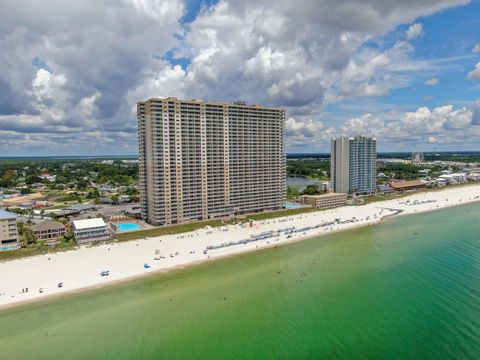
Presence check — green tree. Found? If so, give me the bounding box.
[87,188,100,200]
[302,184,319,195]
[25,174,42,185]
[97,175,109,184]
[17,222,36,247]
[76,179,90,190]
[63,230,75,243]
[287,186,300,199]
[48,213,59,220]
[0,169,16,187]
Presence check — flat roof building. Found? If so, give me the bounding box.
[138,97,286,226]
[0,209,19,251]
[300,193,348,209]
[331,136,376,194]
[73,218,111,244]
[390,180,426,191]
[65,204,97,213]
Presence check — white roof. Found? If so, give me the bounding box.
[73,218,106,230]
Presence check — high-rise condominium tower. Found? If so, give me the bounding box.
[330,136,376,194]
[138,97,286,226]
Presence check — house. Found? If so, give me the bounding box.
[73,218,112,244]
[118,195,131,203]
[467,172,480,182]
[32,201,50,209]
[389,180,426,191]
[39,174,56,182]
[19,201,35,208]
[97,184,118,193]
[100,197,115,205]
[0,209,19,251]
[30,182,49,191]
[31,220,66,243]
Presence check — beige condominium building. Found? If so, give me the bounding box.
[0,209,19,251]
[138,97,286,226]
[300,193,348,209]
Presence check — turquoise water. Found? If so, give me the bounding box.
[116,222,140,232]
[1,203,480,359]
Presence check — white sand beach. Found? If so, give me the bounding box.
[1,184,480,310]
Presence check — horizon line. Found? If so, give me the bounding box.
[1,150,479,159]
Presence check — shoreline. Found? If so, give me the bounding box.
[0,217,381,312]
[1,184,480,312]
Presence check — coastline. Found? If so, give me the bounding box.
[1,184,480,311]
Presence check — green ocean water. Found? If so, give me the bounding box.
[1,203,480,359]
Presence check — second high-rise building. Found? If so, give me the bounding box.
[138,97,286,226]
[331,136,377,194]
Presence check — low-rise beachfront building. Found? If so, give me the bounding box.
[467,172,480,182]
[0,209,19,251]
[389,180,426,191]
[378,184,394,193]
[437,173,467,185]
[31,220,65,243]
[300,193,348,209]
[72,218,112,244]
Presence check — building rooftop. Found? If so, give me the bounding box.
[31,219,65,232]
[390,180,425,189]
[66,204,97,211]
[73,218,106,230]
[140,97,286,111]
[301,193,347,198]
[0,209,17,220]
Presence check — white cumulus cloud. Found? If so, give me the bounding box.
[406,23,423,39]
[338,101,479,149]
[0,0,473,154]
[468,63,480,80]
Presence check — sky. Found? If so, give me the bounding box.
[0,0,479,156]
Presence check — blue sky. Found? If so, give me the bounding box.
[0,0,479,155]
[384,2,479,107]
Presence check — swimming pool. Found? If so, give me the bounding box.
[284,201,307,209]
[116,223,141,232]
